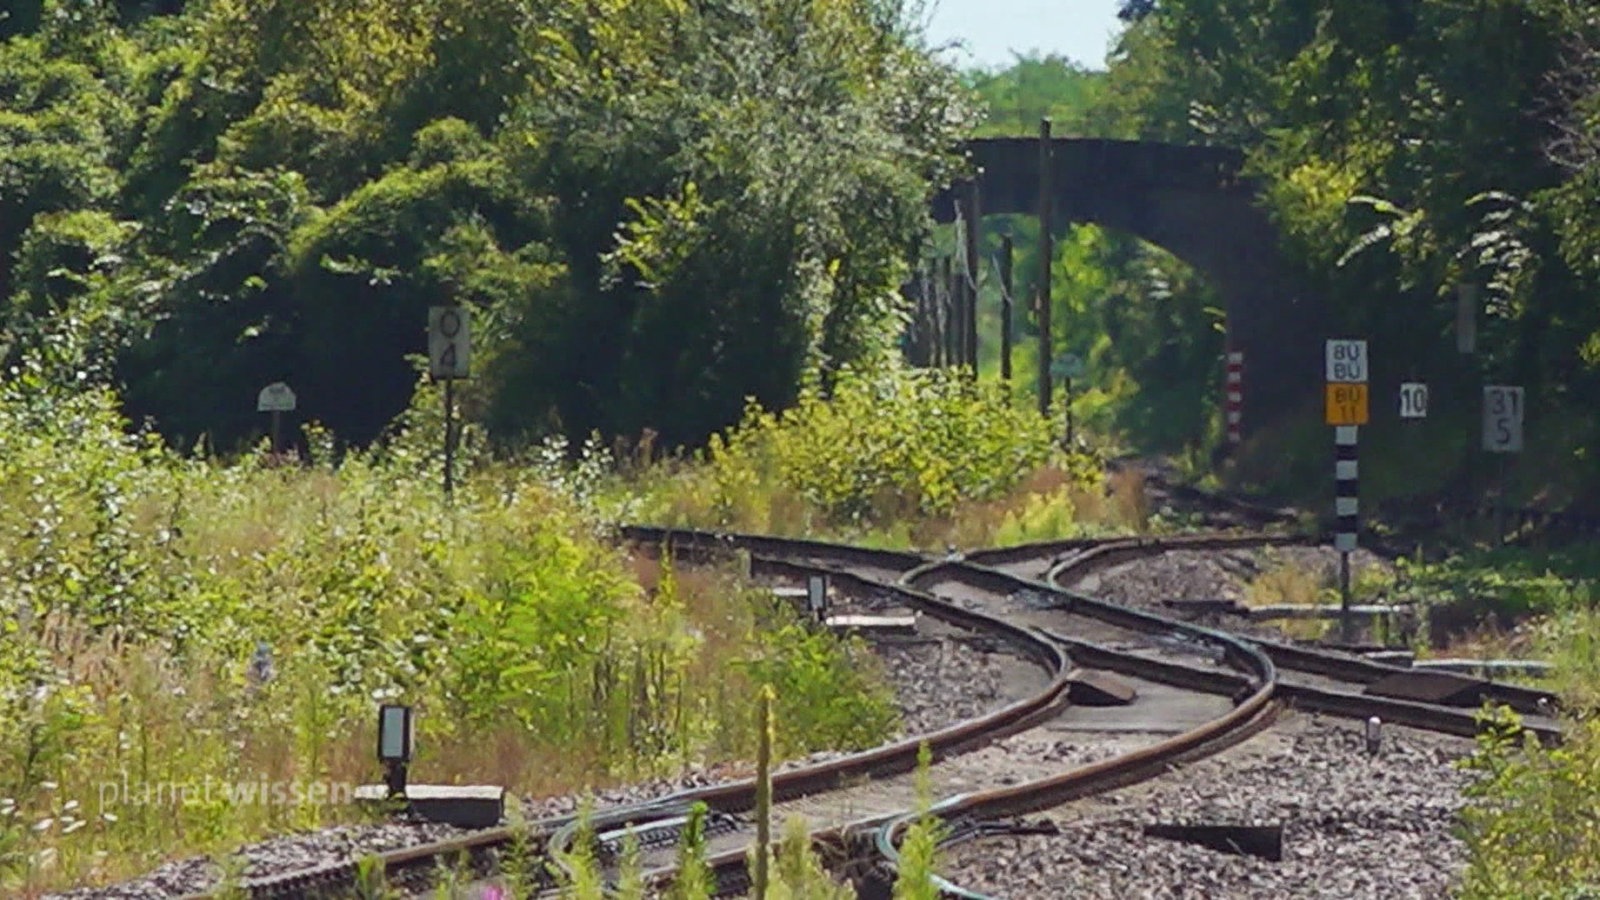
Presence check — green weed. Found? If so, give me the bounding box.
[0,373,896,894]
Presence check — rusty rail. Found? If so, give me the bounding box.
[191,527,1565,899]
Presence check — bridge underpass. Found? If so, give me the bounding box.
[919,134,1326,445]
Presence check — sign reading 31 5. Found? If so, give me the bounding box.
[428,306,471,379]
[1483,385,1524,453]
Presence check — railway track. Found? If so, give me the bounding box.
[176,526,1562,900]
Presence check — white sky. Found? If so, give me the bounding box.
[920,0,1125,71]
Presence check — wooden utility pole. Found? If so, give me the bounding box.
[963,175,982,375]
[1037,118,1053,415]
[1000,232,1014,384]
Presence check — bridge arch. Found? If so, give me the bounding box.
[930,137,1324,440]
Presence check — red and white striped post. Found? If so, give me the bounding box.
[1225,350,1244,444]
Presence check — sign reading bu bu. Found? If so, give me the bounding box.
[1325,339,1368,383]
[428,306,471,379]
[1483,385,1524,452]
[256,382,296,413]
[1325,383,1369,426]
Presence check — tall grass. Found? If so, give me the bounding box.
[0,373,897,894]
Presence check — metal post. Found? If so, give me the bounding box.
[1037,118,1054,416]
[1063,375,1075,448]
[963,175,982,375]
[1497,454,1509,546]
[1333,424,1359,643]
[1000,232,1014,385]
[270,409,282,456]
[1339,550,1353,644]
[443,378,456,502]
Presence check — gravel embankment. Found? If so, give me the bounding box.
[939,716,1477,899]
[48,595,1026,898]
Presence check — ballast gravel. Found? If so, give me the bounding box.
[939,716,1478,899]
[1067,546,1392,612]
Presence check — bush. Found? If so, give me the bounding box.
[1457,604,1600,899]
[634,366,1106,545]
[0,369,897,893]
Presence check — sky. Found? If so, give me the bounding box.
[921,0,1125,71]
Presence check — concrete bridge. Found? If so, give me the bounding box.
[926,136,1324,441]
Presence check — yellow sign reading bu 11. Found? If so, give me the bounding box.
[1325,383,1370,425]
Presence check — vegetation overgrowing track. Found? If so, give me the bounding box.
[184,526,1562,900]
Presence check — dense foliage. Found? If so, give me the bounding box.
[1090,0,1600,500]
[0,353,901,892]
[0,0,973,451]
[629,366,1124,546]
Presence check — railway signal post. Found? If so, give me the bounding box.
[1225,350,1243,446]
[1052,353,1085,449]
[256,381,296,457]
[429,305,472,502]
[1325,339,1369,644]
[1483,385,1524,544]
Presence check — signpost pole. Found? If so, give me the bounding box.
[443,378,456,503]
[1491,454,1504,547]
[1339,548,1353,644]
[1482,385,1524,545]
[1334,425,1360,644]
[1051,354,1084,450]
[1225,350,1243,446]
[256,382,297,462]
[429,305,472,505]
[1325,339,1369,646]
[1064,375,1074,448]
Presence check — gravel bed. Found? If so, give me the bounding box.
[50,593,1023,897]
[43,821,471,900]
[939,716,1477,899]
[875,637,1007,735]
[1064,545,1394,642]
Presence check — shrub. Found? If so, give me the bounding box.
[635,366,1106,546]
[0,369,897,893]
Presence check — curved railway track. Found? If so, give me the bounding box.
[177,526,1562,900]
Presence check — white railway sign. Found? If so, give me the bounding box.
[1483,386,1524,452]
[428,306,471,379]
[1399,382,1428,419]
[256,382,296,413]
[1325,339,1368,383]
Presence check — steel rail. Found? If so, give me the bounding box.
[1036,535,1561,717]
[896,534,1564,899]
[610,541,1285,898]
[184,526,1565,899]
[534,544,1079,896]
